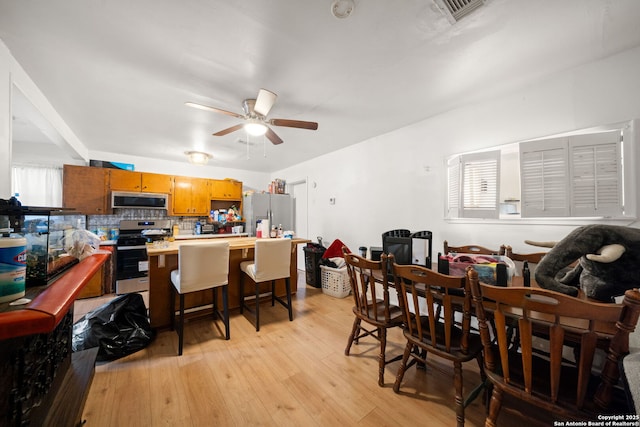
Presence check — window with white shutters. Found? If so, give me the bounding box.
[520,137,570,217]
[569,131,622,217]
[446,156,460,218]
[520,130,623,218]
[447,150,500,219]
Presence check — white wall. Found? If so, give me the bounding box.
[273,46,640,255]
[0,39,88,198]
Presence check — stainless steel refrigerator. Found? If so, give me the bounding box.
[243,193,294,236]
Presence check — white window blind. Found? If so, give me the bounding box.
[520,130,623,218]
[520,137,570,217]
[446,150,500,219]
[446,156,460,218]
[569,131,622,217]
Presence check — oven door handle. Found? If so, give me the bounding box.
[117,245,148,251]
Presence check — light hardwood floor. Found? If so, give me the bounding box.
[76,273,536,427]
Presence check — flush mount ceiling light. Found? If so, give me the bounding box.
[244,119,268,136]
[185,150,212,165]
[331,0,355,19]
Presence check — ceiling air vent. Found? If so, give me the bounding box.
[433,0,485,23]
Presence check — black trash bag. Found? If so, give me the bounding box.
[72,293,156,361]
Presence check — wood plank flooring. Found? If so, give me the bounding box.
[76,273,539,427]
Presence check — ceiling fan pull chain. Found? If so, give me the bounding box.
[263,134,267,158]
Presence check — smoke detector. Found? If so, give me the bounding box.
[331,0,355,19]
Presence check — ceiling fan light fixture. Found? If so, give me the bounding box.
[244,120,267,136]
[185,150,212,165]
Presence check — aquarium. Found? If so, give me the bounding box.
[0,206,86,286]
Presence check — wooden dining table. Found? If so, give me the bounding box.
[378,264,640,411]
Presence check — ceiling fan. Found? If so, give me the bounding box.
[186,89,318,145]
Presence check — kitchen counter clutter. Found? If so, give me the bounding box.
[173,232,249,240]
[146,236,309,328]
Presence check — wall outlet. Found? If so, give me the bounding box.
[329,197,335,205]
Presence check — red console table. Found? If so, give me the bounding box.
[0,251,111,427]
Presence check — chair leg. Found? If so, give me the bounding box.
[222,285,230,340]
[454,361,465,427]
[171,287,176,331]
[393,341,414,393]
[178,293,185,356]
[271,280,276,306]
[486,387,503,427]
[345,317,361,355]
[285,277,293,321]
[378,327,387,387]
[255,281,261,332]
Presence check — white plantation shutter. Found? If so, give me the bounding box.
[446,156,461,218]
[570,131,622,217]
[520,137,569,217]
[460,151,500,218]
[520,130,623,218]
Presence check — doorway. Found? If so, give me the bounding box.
[288,179,308,272]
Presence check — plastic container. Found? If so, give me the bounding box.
[320,265,350,298]
[0,236,27,303]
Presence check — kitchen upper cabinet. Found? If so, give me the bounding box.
[171,176,210,216]
[63,165,109,214]
[211,179,242,200]
[109,169,172,193]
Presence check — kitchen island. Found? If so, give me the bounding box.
[146,237,310,329]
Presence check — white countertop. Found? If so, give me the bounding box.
[174,233,249,240]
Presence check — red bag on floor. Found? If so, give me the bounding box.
[322,239,350,258]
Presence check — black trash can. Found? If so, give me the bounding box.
[304,243,326,288]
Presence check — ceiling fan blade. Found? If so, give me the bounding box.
[213,124,244,136]
[253,89,277,117]
[265,127,283,145]
[270,118,318,130]
[185,102,244,119]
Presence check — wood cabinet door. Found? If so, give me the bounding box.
[109,169,142,191]
[211,179,242,199]
[191,178,211,215]
[63,165,109,214]
[172,176,194,215]
[141,172,172,193]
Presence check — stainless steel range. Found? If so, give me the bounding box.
[116,219,171,294]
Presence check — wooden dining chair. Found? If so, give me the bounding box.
[467,266,640,425]
[342,247,404,387]
[444,240,506,256]
[170,241,230,355]
[390,256,485,427]
[239,238,293,332]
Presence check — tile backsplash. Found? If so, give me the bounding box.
[87,209,207,236]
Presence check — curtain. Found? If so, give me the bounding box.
[11,164,63,206]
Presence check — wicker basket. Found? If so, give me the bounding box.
[320,265,350,298]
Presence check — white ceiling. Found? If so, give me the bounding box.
[2,0,640,172]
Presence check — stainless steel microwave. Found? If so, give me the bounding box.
[111,191,168,209]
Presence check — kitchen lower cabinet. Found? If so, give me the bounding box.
[63,164,109,214]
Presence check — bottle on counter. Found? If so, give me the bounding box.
[172,224,180,237]
[523,260,531,287]
[277,224,283,238]
[270,225,277,238]
[194,221,202,235]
